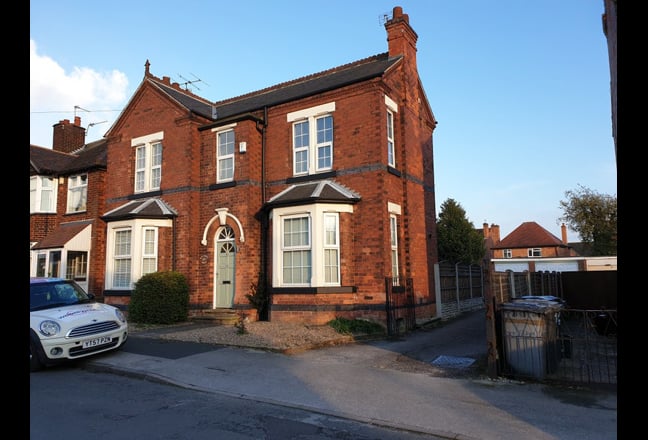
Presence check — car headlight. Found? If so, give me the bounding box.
[114,308,127,324]
[39,320,61,337]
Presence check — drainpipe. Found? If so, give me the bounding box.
[255,107,269,319]
[260,106,268,203]
[172,216,177,271]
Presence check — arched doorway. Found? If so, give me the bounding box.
[214,225,236,308]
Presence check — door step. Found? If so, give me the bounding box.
[191,309,240,326]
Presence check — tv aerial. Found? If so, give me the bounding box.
[177,73,210,92]
[85,120,107,138]
[378,12,392,25]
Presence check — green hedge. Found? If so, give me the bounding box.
[128,271,189,324]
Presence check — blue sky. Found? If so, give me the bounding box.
[30,0,616,243]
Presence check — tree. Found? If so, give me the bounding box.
[436,198,485,265]
[559,185,617,256]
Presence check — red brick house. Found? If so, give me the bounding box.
[31,6,439,325]
[486,221,585,272]
[30,117,108,295]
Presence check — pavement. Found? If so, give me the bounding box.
[86,309,618,440]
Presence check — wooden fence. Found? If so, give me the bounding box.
[434,262,485,320]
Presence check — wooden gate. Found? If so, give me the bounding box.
[385,277,415,336]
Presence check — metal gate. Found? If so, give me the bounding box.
[497,307,617,385]
[385,277,415,336]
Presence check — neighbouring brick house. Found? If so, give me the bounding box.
[30,6,440,325]
[30,117,108,296]
[485,221,589,272]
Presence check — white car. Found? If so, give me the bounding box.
[30,277,128,372]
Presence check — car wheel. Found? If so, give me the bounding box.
[30,339,44,372]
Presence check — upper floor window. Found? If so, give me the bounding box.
[66,174,87,213]
[385,95,398,168]
[30,176,57,213]
[387,110,395,167]
[132,132,163,193]
[528,248,542,257]
[503,249,512,258]
[287,102,335,176]
[217,129,235,182]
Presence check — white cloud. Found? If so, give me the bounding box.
[30,39,129,148]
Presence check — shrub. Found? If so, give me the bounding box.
[246,278,269,320]
[327,317,386,335]
[128,271,189,324]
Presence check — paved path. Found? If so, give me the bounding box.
[87,310,617,440]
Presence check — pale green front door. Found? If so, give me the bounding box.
[215,226,236,308]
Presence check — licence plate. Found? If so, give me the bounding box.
[82,336,112,348]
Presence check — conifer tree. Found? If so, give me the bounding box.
[436,198,485,265]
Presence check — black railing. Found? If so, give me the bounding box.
[385,277,415,336]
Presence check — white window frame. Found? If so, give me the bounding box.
[216,127,235,182]
[385,95,398,168]
[281,214,312,285]
[35,252,47,277]
[292,120,310,175]
[315,115,333,171]
[29,225,92,291]
[503,249,512,258]
[30,176,57,213]
[112,228,132,289]
[323,213,340,284]
[65,250,88,281]
[271,202,352,287]
[142,227,158,275]
[390,215,399,285]
[388,202,401,286]
[132,132,164,193]
[105,218,171,290]
[66,173,88,213]
[528,248,542,257]
[287,102,335,176]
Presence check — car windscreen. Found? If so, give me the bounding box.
[30,282,91,311]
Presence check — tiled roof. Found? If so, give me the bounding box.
[30,140,107,176]
[147,52,401,124]
[266,180,361,208]
[30,145,74,175]
[209,53,401,121]
[493,221,565,249]
[66,139,107,173]
[31,220,93,250]
[149,80,214,119]
[101,198,178,221]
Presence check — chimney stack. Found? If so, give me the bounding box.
[491,224,500,243]
[482,223,501,243]
[561,223,568,244]
[385,6,418,63]
[52,117,86,153]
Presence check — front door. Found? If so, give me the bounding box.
[214,226,236,308]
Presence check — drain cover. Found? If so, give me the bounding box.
[431,355,475,368]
